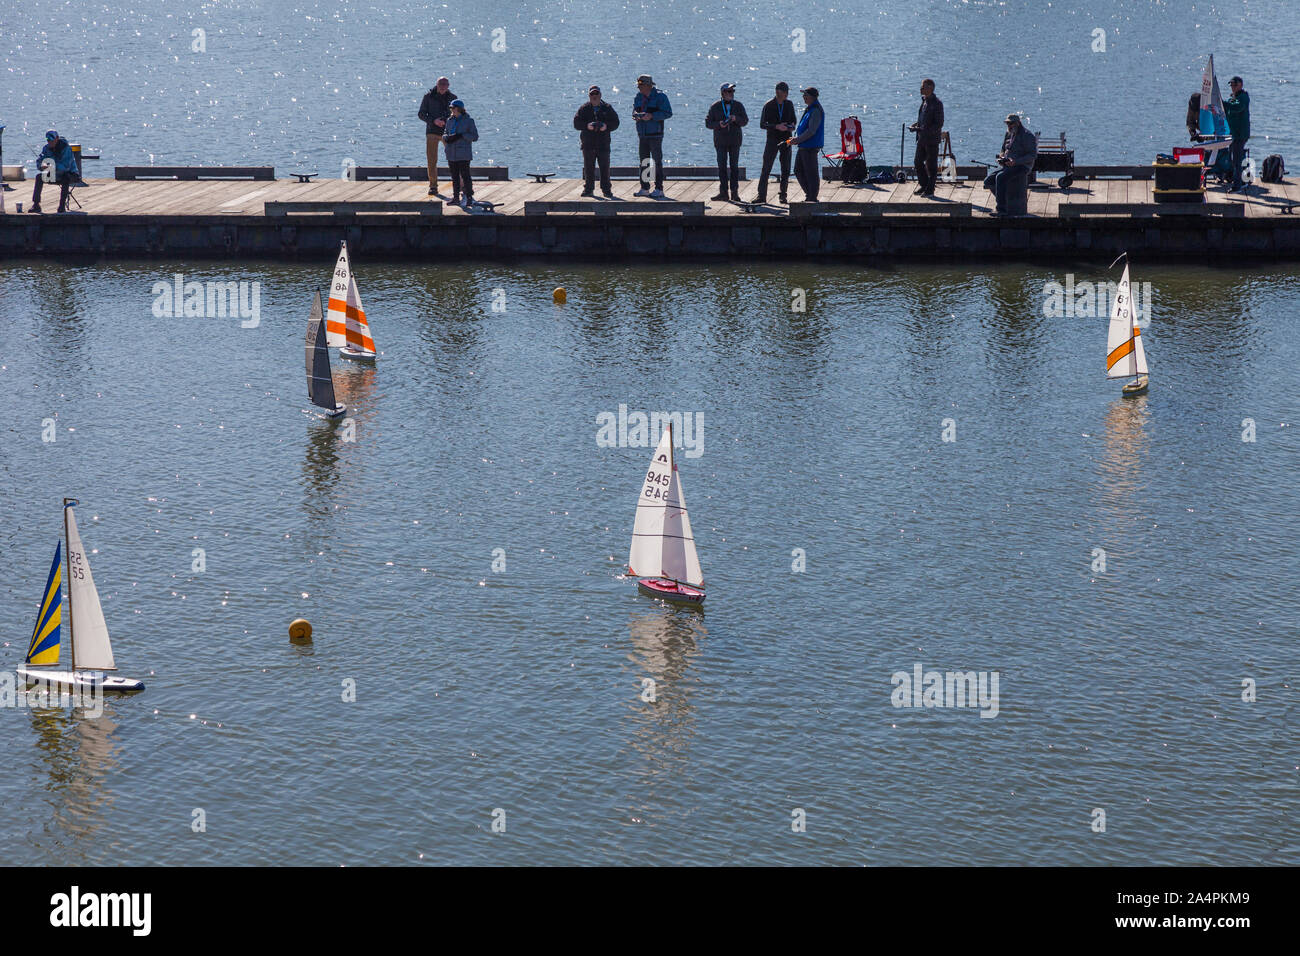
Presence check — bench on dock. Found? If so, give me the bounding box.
[789,201,972,218]
[607,166,747,181]
[351,165,509,181]
[524,200,705,216]
[265,201,442,217]
[1058,202,1245,219]
[115,166,275,180]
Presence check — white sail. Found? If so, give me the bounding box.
[325,242,351,348]
[65,505,117,671]
[628,428,704,587]
[1106,263,1146,379]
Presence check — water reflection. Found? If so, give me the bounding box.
[622,609,705,818]
[28,706,121,853]
[1095,394,1151,526]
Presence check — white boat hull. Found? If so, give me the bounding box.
[17,667,146,694]
[338,347,376,363]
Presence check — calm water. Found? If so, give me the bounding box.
[0,259,1296,865]
[4,0,1298,175]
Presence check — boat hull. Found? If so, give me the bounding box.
[17,667,146,694]
[1121,375,1149,397]
[339,347,376,363]
[636,577,706,605]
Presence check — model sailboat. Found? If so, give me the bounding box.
[16,499,146,694]
[1106,255,1149,397]
[628,425,706,605]
[325,241,377,362]
[307,291,347,418]
[1197,54,1233,177]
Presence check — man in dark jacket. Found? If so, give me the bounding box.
[31,130,77,214]
[757,82,797,204]
[1224,76,1250,192]
[984,113,1037,215]
[909,79,944,196]
[418,77,455,196]
[631,74,672,197]
[788,87,824,202]
[705,83,748,201]
[574,85,620,197]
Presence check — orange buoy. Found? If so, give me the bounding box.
[288,618,313,644]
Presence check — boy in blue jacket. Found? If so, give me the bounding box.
[631,75,672,197]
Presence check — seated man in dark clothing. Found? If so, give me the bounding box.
[983,114,1037,216]
[31,130,78,214]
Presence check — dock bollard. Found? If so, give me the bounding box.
[288,618,313,645]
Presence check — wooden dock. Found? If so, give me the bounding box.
[4,173,1299,261]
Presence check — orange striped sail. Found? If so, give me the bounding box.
[342,275,376,355]
[325,241,351,348]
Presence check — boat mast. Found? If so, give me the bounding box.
[64,497,76,673]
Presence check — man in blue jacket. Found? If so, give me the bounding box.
[788,87,824,202]
[1224,76,1250,192]
[632,74,672,198]
[30,130,78,214]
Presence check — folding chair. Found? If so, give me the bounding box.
[823,117,865,183]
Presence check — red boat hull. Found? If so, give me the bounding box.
[636,577,706,605]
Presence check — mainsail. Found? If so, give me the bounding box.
[1106,262,1149,380]
[305,291,339,411]
[25,543,63,666]
[65,502,117,671]
[325,242,351,348]
[1199,54,1229,138]
[628,427,704,587]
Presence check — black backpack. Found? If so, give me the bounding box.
[840,157,867,184]
[1262,154,1285,183]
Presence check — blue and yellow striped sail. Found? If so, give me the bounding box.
[25,543,62,666]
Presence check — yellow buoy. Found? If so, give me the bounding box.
[288,618,313,644]
[553,287,567,304]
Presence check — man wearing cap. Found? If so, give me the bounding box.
[984,113,1037,216]
[441,99,479,208]
[574,85,620,197]
[418,76,456,196]
[1224,76,1250,192]
[631,74,672,198]
[909,79,944,196]
[757,82,797,204]
[30,130,77,214]
[787,87,825,202]
[705,83,749,201]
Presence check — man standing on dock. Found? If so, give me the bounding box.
[574,85,620,197]
[632,75,672,198]
[418,76,455,197]
[1225,76,1250,192]
[788,87,825,203]
[909,79,944,196]
[757,82,796,204]
[705,83,748,202]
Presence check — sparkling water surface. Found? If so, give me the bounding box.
[1,260,1296,865]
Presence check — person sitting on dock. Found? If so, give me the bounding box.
[705,83,748,202]
[441,99,479,208]
[1186,91,1207,143]
[1224,76,1250,193]
[574,85,620,197]
[984,113,1037,216]
[757,82,796,204]
[418,76,456,197]
[30,130,77,214]
[631,74,672,198]
[787,87,825,202]
[909,79,944,196]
